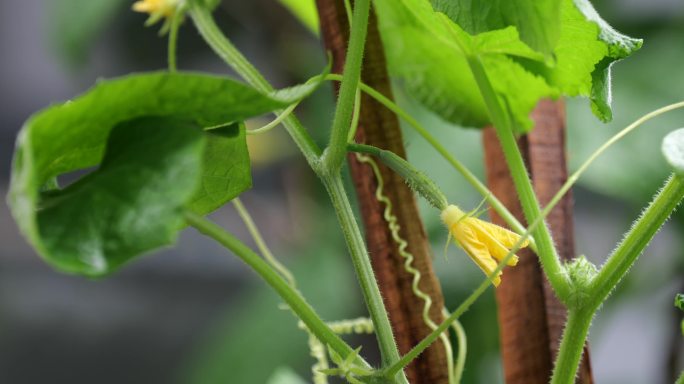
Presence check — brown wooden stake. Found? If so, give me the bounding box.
[316,1,449,382]
[483,100,594,383]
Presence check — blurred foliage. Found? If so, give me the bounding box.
[278,0,319,35]
[49,0,127,66]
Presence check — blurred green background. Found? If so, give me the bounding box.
[0,1,682,383]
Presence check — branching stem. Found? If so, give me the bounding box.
[184,211,370,370]
[466,55,570,300]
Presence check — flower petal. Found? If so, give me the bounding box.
[470,220,520,266]
[473,218,529,249]
[453,224,502,286]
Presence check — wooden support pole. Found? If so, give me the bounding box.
[316,1,449,382]
[483,100,594,384]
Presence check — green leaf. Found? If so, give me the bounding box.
[36,117,204,276]
[8,71,319,276]
[662,128,684,176]
[49,0,126,66]
[187,123,251,214]
[535,0,642,122]
[375,0,556,131]
[375,0,641,132]
[279,0,320,35]
[432,0,562,57]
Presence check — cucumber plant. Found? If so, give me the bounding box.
[8,0,684,383]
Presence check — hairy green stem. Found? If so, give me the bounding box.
[551,175,684,382]
[466,55,570,300]
[349,143,448,210]
[590,174,684,308]
[540,102,684,233]
[550,309,593,384]
[321,0,371,173]
[323,174,408,384]
[184,211,370,370]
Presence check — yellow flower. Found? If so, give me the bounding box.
[132,0,180,25]
[441,205,529,286]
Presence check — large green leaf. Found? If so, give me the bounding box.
[36,118,204,275]
[375,0,556,131]
[375,0,641,132]
[8,71,319,276]
[432,0,562,57]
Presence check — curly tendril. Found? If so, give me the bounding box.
[355,153,460,383]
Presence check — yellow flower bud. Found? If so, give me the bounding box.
[132,0,181,28]
[441,205,529,286]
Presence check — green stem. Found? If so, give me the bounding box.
[551,175,684,382]
[232,198,296,287]
[247,102,300,135]
[589,174,684,309]
[167,10,182,72]
[324,74,529,249]
[550,309,593,384]
[321,0,371,173]
[349,143,448,210]
[466,55,570,300]
[184,211,370,370]
[190,6,322,167]
[323,174,408,384]
[451,318,467,384]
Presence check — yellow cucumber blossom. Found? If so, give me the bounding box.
[132,0,182,30]
[441,205,529,286]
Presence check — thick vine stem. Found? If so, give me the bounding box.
[322,174,408,384]
[321,0,372,173]
[184,211,371,371]
[550,309,594,384]
[590,174,684,308]
[466,55,571,301]
[551,174,684,383]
